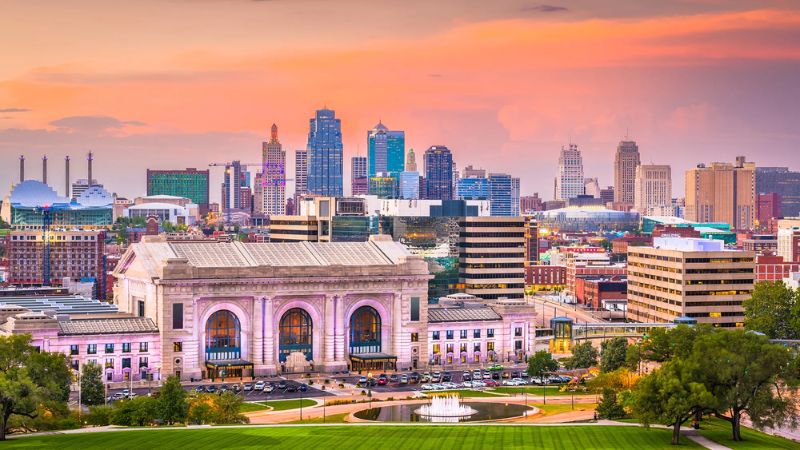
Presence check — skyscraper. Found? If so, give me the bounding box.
[489,173,513,216]
[306,108,343,197]
[351,156,368,196]
[367,121,405,177]
[423,146,454,200]
[294,149,308,197]
[221,160,243,212]
[555,144,584,201]
[146,168,210,215]
[511,177,520,216]
[262,124,286,215]
[398,171,420,199]
[405,148,417,172]
[634,164,672,216]
[614,140,640,204]
[756,167,800,217]
[462,165,486,179]
[457,177,490,200]
[685,157,756,229]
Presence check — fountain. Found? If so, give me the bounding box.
[414,395,477,422]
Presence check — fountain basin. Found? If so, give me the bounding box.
[353,401,534,423]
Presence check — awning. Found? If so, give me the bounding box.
[205,359,254,368]
[349,353,397,362]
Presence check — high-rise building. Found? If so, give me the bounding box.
[405,148,418,172]
[584,177,600,198]
[489,173,513,217]
[614,140,640,204]
[147,168,209,215]
[367,121,405,177]
[351,156,368,196]
[520,194,544,213]
[555,144,584,201]
[398,171,420,199]
[457,177,489,200]
[757,193,781,227]
[777,225,800,263]
[294,149,308,197]
[755,167,800,217]
[462,165,486,179]
[685,157,756,230]
[424,146,454,200]
[261,124,286,215]
[368,173,399,199]
[306,108,343,197]
[458,216,525,300]
[221,160,243,212]
[634,164,672,216]
[511,177,520,216]
[600,186,615,205]
[627,237,754,327]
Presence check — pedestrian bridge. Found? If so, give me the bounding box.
[546,316,696,353]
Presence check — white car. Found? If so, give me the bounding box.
[254,381,266,391]
[420,384,433,390]
[482,372,492,380]
[443,382,458,389]
[461,381,472,388]
[472,380,486,388]
[264,384,275,393]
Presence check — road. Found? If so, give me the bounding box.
[530,294,609,327]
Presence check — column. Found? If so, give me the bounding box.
[263,297,275,371]
[324,294,335,363]
[392,293,404,368]
[334,295,345,362]
[252,297,264,365]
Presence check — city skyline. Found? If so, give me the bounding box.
[1,1,800,201]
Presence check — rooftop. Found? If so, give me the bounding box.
[58,317,158,335]
[428,306,502,323]
[0,295,118,315]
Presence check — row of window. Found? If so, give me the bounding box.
[432,342,496,354]
[432,329,496,340]
[71,342,149,355]
[71,356,149,371]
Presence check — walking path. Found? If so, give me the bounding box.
[684,431,732,450]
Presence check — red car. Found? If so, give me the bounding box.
[484,380,498,387]
[377,376,388,386]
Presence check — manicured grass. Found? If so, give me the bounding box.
[5,425,702,449]
[426,389,506,398]
[534,403,596,417]
[493,386,587,396]
[286,413,350,424]
[239,402,271,413]
[257,399,316,411]
[697,418,798,449]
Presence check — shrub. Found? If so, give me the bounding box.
[86,405,114,426]
[596,388,626,420]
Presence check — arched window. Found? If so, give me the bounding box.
[349,306,381,354]
[205,310,241,361]
[279,308,313,363]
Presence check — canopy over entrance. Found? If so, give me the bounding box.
[205,359,254,381]
[350,352,397,372]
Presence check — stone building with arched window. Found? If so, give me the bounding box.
[113,235,431,380]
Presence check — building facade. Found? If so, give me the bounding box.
[146,168,210,215]
[351,156,368,196]
[457,177,489,201]
[756,167,800,217]
[261,124,287,216]
[489,173,513,217]
[307,109,344,197]
[614,140,641,204]
[294,150,308,198]
[423,146,454,201]
[398,172,420,200]
[368,174,399,199]
[367,122,405,177]
[458,216,525,300]
[627,237,754,327]
[685,157,756,230]
[555,144,585,201]
[634,164,672,216]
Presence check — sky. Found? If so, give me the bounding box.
[1,0,799,202]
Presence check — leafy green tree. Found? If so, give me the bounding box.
[112,396,157,426]
[161,221,175,233]
[600,337,628,373]
[743,281,799,339]
[595,388,626,420]
[633,358,715,445]
[86,405,114,426]
[0,334,71,440]
[563,342,598,369]
[188,401,215,425]
[158,376,188,425]
[80,362,105,406]
[625,343,642,372]
[641,325,708,363]
[692,329,799,441]
[527,350,559,380]
[213,391,248,424]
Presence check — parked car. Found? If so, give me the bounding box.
[286,385,298,393]
[389,374,399,383]
[482,372,491,380]
[264,384,275,393]
[298,384,308,392]
[254,381,266,391]
[462,371,472,381]
[277,381,288,390]
[194,385,205,393]
[112,392,126,400]
[243,383,253,392]
[121,389,130,397]
[358,376,368,386]
[219,384,229,393]
[471,380,486,388]
[206,385,217,393]
[484,380,498,387]
[232,384,242,393]
[489,364,505,371]
[399,375,408,384]
[420,384,433,390]
[442,373,452,382]
[501,371,511,379]
[409,373,420,384]
[491,372,500,380]
[377,375,388,386]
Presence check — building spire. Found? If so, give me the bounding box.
[270,123,278,143]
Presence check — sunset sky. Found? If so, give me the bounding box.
[2,0,799,202]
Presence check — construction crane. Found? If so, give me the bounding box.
[208,161,293,225]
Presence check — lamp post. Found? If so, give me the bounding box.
[323,398,326,424]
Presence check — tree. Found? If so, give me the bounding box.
[633,358,715,445]
[563,342,598,369]
[158,376,188,425]
[527,350,559,380]
[692,329,799,441]
[112,396,157,426]
[0,334,71,440]
[625,343,642,372]
[80,362,105,406]
[596,388,626,420]
[600,337,628,373]
[214,391,248,424]
[640,325,708,363]
[743,281,799,339]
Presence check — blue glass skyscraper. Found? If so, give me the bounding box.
[489,173,513,216]
[457,177,490,200]
[368,121,405,177]
[423,145,453,200]
[307,108,344,197]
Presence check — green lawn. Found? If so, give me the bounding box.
[286,413,350,424]
[426,390,506,398]
[697,418,798,449]
[257,399,316,411]
[4,425,702,449]
[239,402,271,413]
[534,403,597,417]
